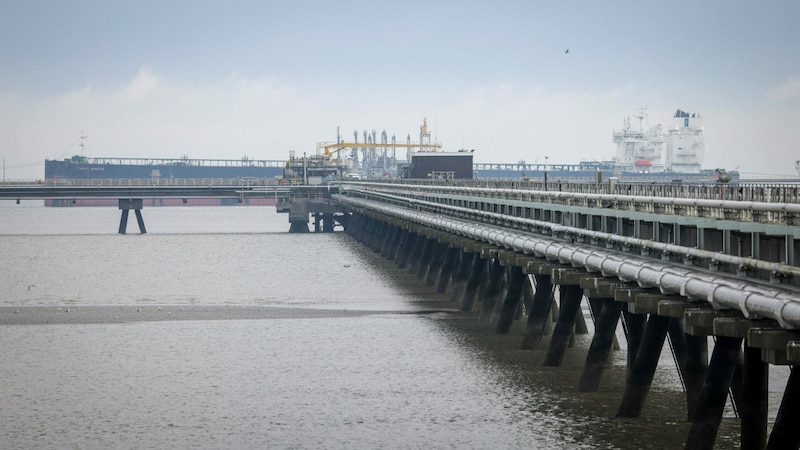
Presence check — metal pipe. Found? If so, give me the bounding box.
[345,187,800,279]
[336,195,800,329]
[349,182,800,215]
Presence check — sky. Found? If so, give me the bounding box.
[1,0,799,180]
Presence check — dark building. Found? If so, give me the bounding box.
[410,152,473,180]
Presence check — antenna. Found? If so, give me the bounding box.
[634,107,647,132]
[79,130,87,156]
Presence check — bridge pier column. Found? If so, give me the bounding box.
[684,336,742,450]
[577,297,623,392]
[358,216,375,247]
[118,199,146,234]
[616,314,672,418]
[460,255,488,312]
[683,333,710,422]
[416,238,436,279]
[522,276,534,313]
[425,242,448,286]
[621,309,647,377]
[388,226,407,261]
[543,284,583,367]
[406,233,428,274]
[478,259,505,321]
[376,220,392,253]
[382,225,400,259]
[357,214,370,241]
[741,344,768,449]
[345,213,362,240]
[395,231,416,270]
[134,209,146,233]
[371,220,388,253]
[435,246,459,293]
[667,320,709,421]
[119,210,129,234]
[495,265,525,333]
[288,200,310,233]
[767,365,800,450]
[521,273,554,350]
[449,250,475,303]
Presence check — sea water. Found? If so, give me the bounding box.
[0,201,785,449]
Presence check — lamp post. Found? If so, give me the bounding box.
[544,156,549,191]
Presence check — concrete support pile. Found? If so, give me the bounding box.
[118,199,146,234]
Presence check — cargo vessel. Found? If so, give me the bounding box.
[43,153,286,206]
[45,154,285,183]
[474,108,733,182]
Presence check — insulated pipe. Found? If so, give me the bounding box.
[345,187,800,279]
[350,182,800,215]
[343,189,800,290]
[336,195,800,329]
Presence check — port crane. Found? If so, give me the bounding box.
[318,141,443,178]
[320,142,442,153]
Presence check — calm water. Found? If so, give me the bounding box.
[0,202,786,449]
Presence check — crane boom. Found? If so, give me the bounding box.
[321,142,442,154]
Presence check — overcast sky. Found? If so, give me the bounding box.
[1,0,798,179]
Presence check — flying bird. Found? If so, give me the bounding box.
[565,49,570,54]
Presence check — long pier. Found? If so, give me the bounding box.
[335,180,800,449]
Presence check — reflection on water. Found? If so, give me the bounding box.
[0,205,788,448]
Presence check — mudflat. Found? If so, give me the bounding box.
[0,305,384,325]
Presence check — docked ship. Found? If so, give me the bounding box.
[474,108,730,182]
[44,153,286,206]
[45,154,285,183]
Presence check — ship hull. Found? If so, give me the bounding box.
[44,198,278,207]
[44,158,285,207]
[45,159,284,181]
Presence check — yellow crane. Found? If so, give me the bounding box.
[321,142,442,155]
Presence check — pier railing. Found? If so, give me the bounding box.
[12,177,800,204]
[370,179,800,204]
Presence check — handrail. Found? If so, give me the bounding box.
[347,179,800,204]
[343,181,800,224]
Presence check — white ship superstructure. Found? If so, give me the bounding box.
[666,110,704,173]
[612,108,665,172]
[612,108,704,174]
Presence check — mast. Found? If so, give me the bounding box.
[79,131,87,156]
